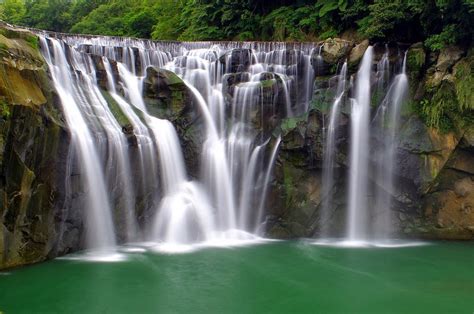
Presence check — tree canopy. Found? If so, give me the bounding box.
[1,0,472,50]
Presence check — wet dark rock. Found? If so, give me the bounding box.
[90,54,120,91]
[222,72,250,103]
[142,66,204,178]
[219,48,253,73]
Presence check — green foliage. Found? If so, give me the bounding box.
[0,42,8,53]
[0,101,11,119]
[261,6,312,41]
[100,90,130,128]
[452,54,474,111]
[425,24,457,51]
[177,1,225,41]
[71,0,135,36]
[358,0,422,39]
[407,47,426,73]
[151,0,185,40]
[417,79,474,134]
[423,0,474,51]
[316,0,348,17]
[24,34,38,49]
[21,0,73,32]
[0,0,26,24]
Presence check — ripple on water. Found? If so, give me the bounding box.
[309,238,429,248]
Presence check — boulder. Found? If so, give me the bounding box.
[436,46,464,73]
[348,39,369,68]
[142,66,204,177]
[321,38,352,64]
[143,67,192,121]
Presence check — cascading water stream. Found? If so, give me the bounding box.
[37,32,321,249]
[347,46,374,242]
[38,27,415,251]
[40,37,117,250]
[320,62,347,237]
[373,53,408,238]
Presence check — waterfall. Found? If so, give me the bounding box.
[37,34,312,250]
[40,37,118,250]
[38,29,411,248]
[375,46,390,96]
[347,47,374,242]
[320,62,347,237]
[373,53,408,239]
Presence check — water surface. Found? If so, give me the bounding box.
[0,241,473,313]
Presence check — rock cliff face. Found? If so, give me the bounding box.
[0,25,72,269]
[0,23,472,269]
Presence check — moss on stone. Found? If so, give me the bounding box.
[165,70,186,86]
[24,34,39,50]
[100,90,131,128]
[0,100,10,119]
[407,47,426,74]
[260,79,277,89]
[420,82,458,133]
[280,113,307,135]
[452,55,474,111]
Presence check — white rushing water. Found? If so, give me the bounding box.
[320,61,347,237]
[347,46,374,241]
[344,46,409,243]
[39,31,409,249]
[40,37,118,250]
[38,34,310,250]
[373,53,408,238]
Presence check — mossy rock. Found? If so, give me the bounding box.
[100,89,132,130]
[452,53,474,111]
[406,43,426,77]
[143,67,192,122]
[219,48,252,73]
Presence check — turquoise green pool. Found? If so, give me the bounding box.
[0,241,473,313]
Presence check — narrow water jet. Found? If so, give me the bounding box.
[347,47,374,241]
[320,62,347,237]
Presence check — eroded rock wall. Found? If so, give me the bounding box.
[0,25,74,269]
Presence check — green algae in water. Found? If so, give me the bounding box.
[0,242,473,314]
